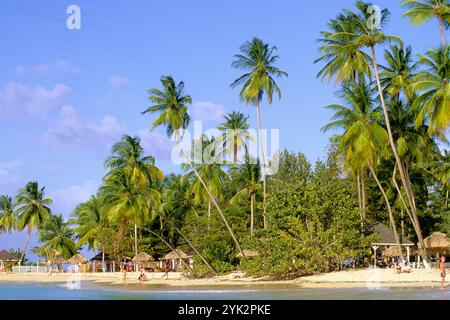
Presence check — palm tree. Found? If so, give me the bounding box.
[186,135,228,231]
[143,75,245,256]
[412,46,450,133]
[102,167,161,271]
[231,38,288,229]
[0,195,16,234]
[430,150,450,208]
[319,1,430,265]
[105,135,163,270]
[230,158,261,237]
[379,45,418,101]
[323,80,405,261]
[218,111,253,164]
[38,214,77,264]
[402,0,450,47]
[72,195,109,267]
[15,182,52,264]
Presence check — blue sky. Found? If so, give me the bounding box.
[0,0,444,258]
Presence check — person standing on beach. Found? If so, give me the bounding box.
[122,266,128,287]
[161,263,169,280]
[439,256,446,289]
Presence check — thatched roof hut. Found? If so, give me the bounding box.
[417,232,450,255]
[0,249,14,261]
[89,252,113,262]
[162,249,190,260]
[236,250,260,258]
[132,252,154,262]
[68,254,88,264]
[382,246,405,257]
[370,222,414,246]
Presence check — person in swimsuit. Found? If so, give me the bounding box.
[439,256,446,289]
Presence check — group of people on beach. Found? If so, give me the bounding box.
[121,262,171,286]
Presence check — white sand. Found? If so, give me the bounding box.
[0,268,447,288]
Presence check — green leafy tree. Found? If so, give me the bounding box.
[0,195,16,234]
[218,111,253,164]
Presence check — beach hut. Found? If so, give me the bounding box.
[68,254,88,272]
[369,222,415,266]
[161,249,192,271]
[0,249,16,271]
[420,232,450,266]
[132,252,157,270]
[236,250,260,258]
[382,246,405,258]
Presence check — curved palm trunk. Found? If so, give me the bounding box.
[163,218,216,275]
[102,247,105,272]
[371,46,429,267]
[256,101,268,229]
[356,172,364,229]
[141,227,193,273]
[439,16,447,47]
[134,223,139,272]
[174,137,245,257]
[20,228,32,264]
[361,169,367,224]
[207,198,211,232]
[392,165,417,231]
[250,193,255,237]
[369,164,405,263]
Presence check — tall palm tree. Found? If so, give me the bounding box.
[102,167,161,271]
[319,1,430,264]
[143,75,245,256]
[186,135,228,230]
[323,80,405,261]
[412,46,450,133]
[105,135,163,270]
[72,195,109,267]
[15,182,52,264]
[0,195,16,234]
[231,38,288,229]
[38,214,77,261]
[218,111,253,164]
[402,0,450,47]
[430,150,450,208]
[230,158,261,237]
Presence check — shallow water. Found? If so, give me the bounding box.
[1,282,449,300]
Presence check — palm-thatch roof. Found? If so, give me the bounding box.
[0,249,15,261]
[423,232,450,249]
[132,252,154,262]
[68,254,88,264]
[89,251,113,262]
[370,222,414,246]
[236,250,260,258]
[382,246,405,257]
[162,249,190,260]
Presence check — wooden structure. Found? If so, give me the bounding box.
[161,249,192,271]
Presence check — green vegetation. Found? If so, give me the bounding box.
[0,1,448,279]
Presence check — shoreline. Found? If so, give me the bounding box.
[0,268,448,289]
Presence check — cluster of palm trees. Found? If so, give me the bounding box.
[317,0,449,266]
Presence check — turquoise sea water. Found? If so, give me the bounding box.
[1,282,450,300]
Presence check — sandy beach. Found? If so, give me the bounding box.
[0,268,448,289]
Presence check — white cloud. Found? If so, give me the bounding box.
[108,74,130,91]
[45,106,127,151]
[0,82,71,118]
[0,159,24,188]
[50,180,100,215]
[14,60,79,76]
[191,101,226,123]
[138,129,174,159]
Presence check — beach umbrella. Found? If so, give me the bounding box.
[132,252,154,263]
[382,246,405,257]
[68,254,88,264]
[420,232,450,255]
[236,250,260,258]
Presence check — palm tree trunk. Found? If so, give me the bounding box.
[392,165,417,232]
[250,193,255,237]
[369,164,405,263]
[371,46,429,267]
[439,16,447,47]
[256,100,268,229]
[361,169,367,223]
[162,218,216,275]
[141,226,193,273]
[445,188,448,209]
[234,137,238,164]
[102,247,105,272]
[20,228,32,264]
[356,172,363,229]
[174,137,245,257]
[134,223,139,272]
[207,198,211,231]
